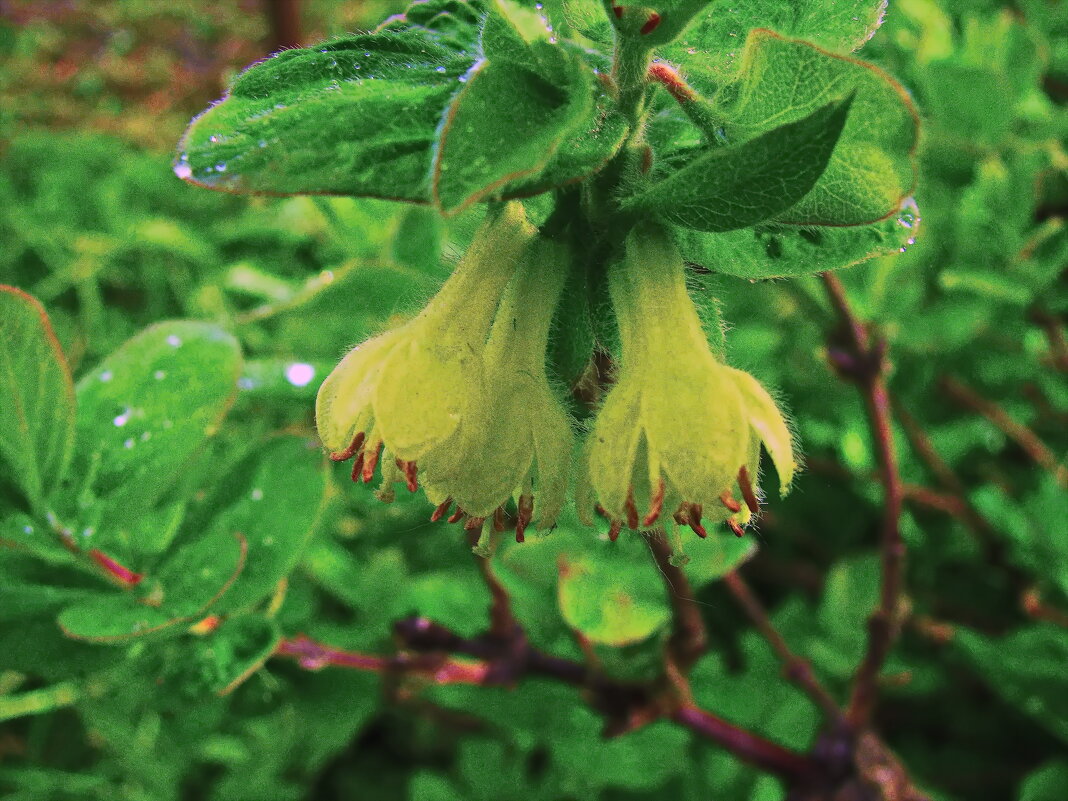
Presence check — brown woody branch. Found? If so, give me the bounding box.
[646,531,708,673]
[274,620,818,785]
[939,375,1068,487]
[821,273,906,728]
[722,570,843,720]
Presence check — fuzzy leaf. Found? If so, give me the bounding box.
[433,41,597,213]
[176,0,484,201]
[712,30,919,226]
[0,287,75,510]
[623,95,852,231]
[675,197,920,278]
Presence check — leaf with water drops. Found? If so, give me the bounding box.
[74,321,242,511]
[676,197,920,278]
[622,95,853,231]
[709,30,919,226]
[664,0,888,73]
[175,0,485,202]
[0,286,76,511]
[200,614,282,695]
[189,436,328,614]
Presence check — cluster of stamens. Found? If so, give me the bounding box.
[330,431,537,542]
[593,464,761,542]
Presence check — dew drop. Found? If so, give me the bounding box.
[99,370,113,383]
[435,66,447,73]
[166,335,182,347]
[285,362,316,387]
[173,157,193,181]
[209,135,219,143]
[123,438,135,449]
[251,488,264,501]
[113,410,131,427]
[214,163,227,173]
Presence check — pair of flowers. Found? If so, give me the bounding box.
[315,202,795,548]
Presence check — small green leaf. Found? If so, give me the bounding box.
[0,286,76,509]
[557,543,670,646]
[176,0,484,202]
[57,531,248,643]
[432,43,595,213]
[75,321,242,509]
[676,198,920,278]
[623,95,853,232]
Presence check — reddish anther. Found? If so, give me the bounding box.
[737,465,760,515]
[625,489,640,530]
[400,460,419,492]
[608,519,623,542]
[493,506,507,533]
[643,478,665,526]
[639,11,661,35]
[447,506,466,524]
[515,494,534,543]
[464,516,485,531]
[330,431,365,462]
[719,491,742,514]
[89,549,143,587]
[640,145,653,174]
[727,518,746,538]
[361,444,381,483]
[612,5,623,18]
[594,503,611,520]
[350,452,364,483]
[688,504,708,539]
[431,498,453,522]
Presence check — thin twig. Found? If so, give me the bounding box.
[646,532,707,673]
[939,375,1068,487]
[1021,587,1068,629]
[821,273,906,728]
[722,571,842,720]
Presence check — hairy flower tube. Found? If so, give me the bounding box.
[582,224,796,542]
[418,236,574,542]
[316,202,535,494]
[316,202,573,540]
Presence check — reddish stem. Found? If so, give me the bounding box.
[822,273,906,727]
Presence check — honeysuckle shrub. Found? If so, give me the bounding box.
[1,0,1066,799]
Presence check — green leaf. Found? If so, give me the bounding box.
[666,0,888,69]
[74,321,242,509]
[556,540,671,646]
[176,0,484,202]
[203,614,282,695]
[676,198,919,278]
[0,286,76,509]
[957,625,1068,746]
[710,30,919,226]
[1019,760,1068,801]
[196,437,328,614]
[623,95,853,232]
[57,531,248,643]
[432,42,595,213]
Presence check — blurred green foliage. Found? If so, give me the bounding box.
[0,1,1066,800]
